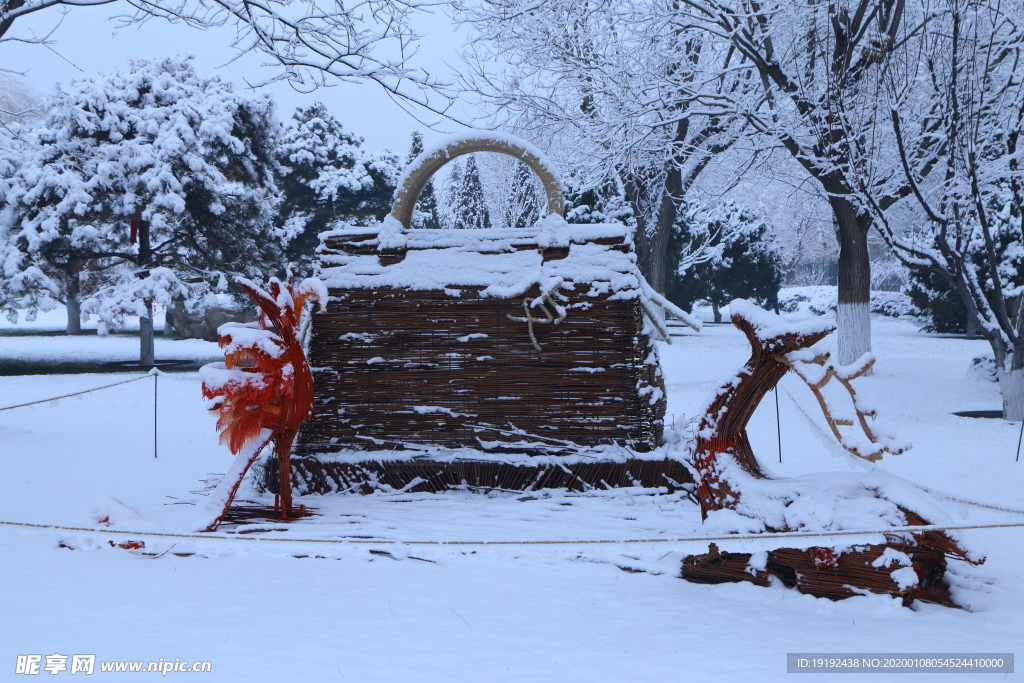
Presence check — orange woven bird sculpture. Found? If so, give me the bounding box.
[200,273,326,529]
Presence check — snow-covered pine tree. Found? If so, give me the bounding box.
[2,56,281,365]
[447,155,491,230]
[906,269,971,335]
[406,131,441,229]
[0,118,33,324]
[503,161,542,228]
[563,172,633,226]
[277,104,399,273]
[666,202,783,323]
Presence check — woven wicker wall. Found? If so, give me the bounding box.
[295,231,667,456]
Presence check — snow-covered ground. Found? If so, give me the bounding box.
[2,305,1022,681]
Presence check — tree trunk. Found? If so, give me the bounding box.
[646,188,680,295]
[140,299,155,368]
[136,216,155,367]
[830,195,873,365]
[1002,367,1024,422]
[711,298,722,324]
[65,273,82,335]
[624,175,655,285]
[999,342,1024,422]
[623,170,682,295]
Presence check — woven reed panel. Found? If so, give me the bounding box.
[296,231,666,455]
[263,456,691,495]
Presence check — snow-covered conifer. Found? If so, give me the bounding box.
[666,202,782,323]
[406,131,441,230]
[563,173,633,226]
[503,161,542,229]
[3,56,281,364]
[446,156,491,230]
[276,104,399,272]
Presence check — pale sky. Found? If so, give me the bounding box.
[1,4,477,155]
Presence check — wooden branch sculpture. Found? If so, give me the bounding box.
[779,350,907,462]
[199,273,326,530]
[682,300,984,608]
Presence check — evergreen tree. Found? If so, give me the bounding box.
[906,269,970,335]
[905,193,1024,339]
[563,173,633,225]
[406,131,442,229]
[276,104,399,274]
[447,155,491,230]
[666,202,782,323]
[2,56,281,364]
[504,161,542,228]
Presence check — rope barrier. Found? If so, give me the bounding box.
[776,382,1024,516]
[930,494,1024,517]
[0,375,152,412]
[1,517,1022,547]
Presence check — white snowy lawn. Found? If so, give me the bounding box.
[1,306,1022,681]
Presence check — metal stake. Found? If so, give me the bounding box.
[154,372,158,459]
[775,386,782,462]
[1016,417,1022,463]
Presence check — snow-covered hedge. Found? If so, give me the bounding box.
[778,286,920,318]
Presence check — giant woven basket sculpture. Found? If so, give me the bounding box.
[283,134,695,494]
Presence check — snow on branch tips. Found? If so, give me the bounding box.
[199,273,325,530]
[0,0,452,119]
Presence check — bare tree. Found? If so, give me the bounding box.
[454,0,754,294]
[0,72,41,127]
[0,0,453,117]
[677,0,923,364]
[864,0,1024,420]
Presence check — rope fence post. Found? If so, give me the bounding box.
[1016,418,1022,463]
[775,387,782,462]
[152,369,159,459]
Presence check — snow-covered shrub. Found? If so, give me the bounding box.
[779,286,919,319]
[869,291,920,318]
[968,353,998,382]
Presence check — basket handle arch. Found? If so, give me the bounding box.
[390,134,565,230]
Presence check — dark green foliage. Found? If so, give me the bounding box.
[906,268,969,334]
[665,203,782,322]
[564,174,633,225]
[907,190,1024,336]
[276,104,399,274]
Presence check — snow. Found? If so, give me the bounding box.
[0,306,220,364]
[2,312,1024,680]
[319,215,699,336]
[729,298,833,340]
